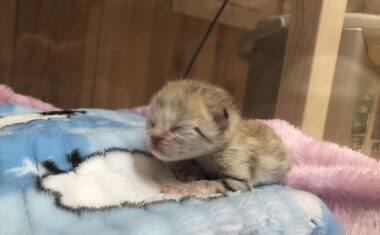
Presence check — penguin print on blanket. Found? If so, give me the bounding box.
[38,148,217,211]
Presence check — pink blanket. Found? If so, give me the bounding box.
[1,85,379,234]
[0,85,60,111]
[266,119,380,235]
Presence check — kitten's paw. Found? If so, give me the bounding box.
[177,187,204,197]
[160,185,182,195]
[160,181,216,197]
[160,185,202,196]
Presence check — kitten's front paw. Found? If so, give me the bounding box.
[160,181,215,197]
[160,185,200,196]
[160,185,182,195]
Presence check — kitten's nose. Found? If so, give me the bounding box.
[151,134,165,146]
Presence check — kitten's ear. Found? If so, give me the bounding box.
[210,107,229,132]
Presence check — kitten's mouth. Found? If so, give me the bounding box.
[153,145,165,153]
[149,142,168,154]
[147,139,180,160]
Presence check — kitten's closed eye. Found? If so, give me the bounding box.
[194,127,212,143]
[170,124,192,132]
[170,126,182,132]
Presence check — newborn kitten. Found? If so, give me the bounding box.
[146,80,291,196]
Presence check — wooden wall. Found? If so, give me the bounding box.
[0,0,248,109]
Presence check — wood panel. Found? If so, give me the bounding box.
[173,0,367,30]
[172,0,284,29]
[0,0,250,109]
[92,0,249,109]
[275,0,348,139]
[143,2,213,105]
[168,15,210,80]
[12,0,102,108]
[93,0,154,108]
[346,0,365,12]
[283,0,367,13]
[365,0,380,13]
[12,0,58,100]
[144,0,179,102]
[0,0,17,85]
[210,25,249,105]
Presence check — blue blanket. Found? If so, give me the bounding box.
[0,104,342,235]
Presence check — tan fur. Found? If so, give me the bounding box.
[146,79,291,196]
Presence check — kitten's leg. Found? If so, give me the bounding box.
[161,177,250,196]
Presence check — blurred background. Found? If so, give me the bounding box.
[0,0,379,159]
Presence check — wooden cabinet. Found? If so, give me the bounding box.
[241,13,380,159]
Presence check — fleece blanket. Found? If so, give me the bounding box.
[1,85,377,234]
[0,104,342,235]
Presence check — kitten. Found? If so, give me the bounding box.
[146,80,291,196]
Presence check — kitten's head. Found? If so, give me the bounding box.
[146,80,240,161]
